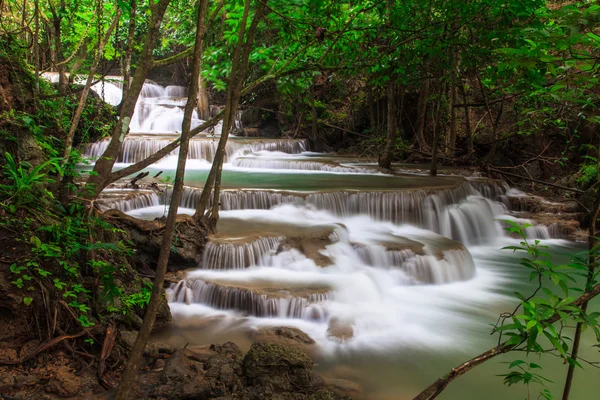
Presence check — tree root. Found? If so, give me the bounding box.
[0,330,89,365]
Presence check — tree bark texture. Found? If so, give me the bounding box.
[85,0,173,200]
[114,0,209,397]
[62,9,121,163]
[379,80,397,170]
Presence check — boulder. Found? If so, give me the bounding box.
[327,318,354,343]
[243,342,314,393]
[253,326,318,358]
[154,349,209,399]
[203,342,245,397]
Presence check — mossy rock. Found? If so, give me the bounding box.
[243,342,314,393]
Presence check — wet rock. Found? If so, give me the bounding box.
[203,342,244,397]
[504,194,579,214]
[155,349,208,399]
[327,318,354,343]
[120,330,174,356]
[253,326,317,358]
[243,342,314,393]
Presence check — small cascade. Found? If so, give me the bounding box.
[469,179,509,201]
[169,279,329,319]
[201,237,284,269]
[430,196,505,246]
[99,192,160,212]
[90,80,123,106]
[84,138,310,164]
[232,158,369,173]
[41,72,124,106]
[354,246,475,284]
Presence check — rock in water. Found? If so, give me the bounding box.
[253,326,318,358]
[327,318,354,343]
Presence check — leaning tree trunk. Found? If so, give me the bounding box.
[379,79,397,170]
[194,0,265,226]
[121,0,137,104]
[113,0,209,398]
[62,9,122,163]
[84,0,173,200]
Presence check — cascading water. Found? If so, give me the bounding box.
[85,76,576,369]
[84,137,310,164]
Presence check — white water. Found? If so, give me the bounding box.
[80,77,588,399]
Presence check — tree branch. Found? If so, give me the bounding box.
[107,111,224,183]
[413,282,600,400]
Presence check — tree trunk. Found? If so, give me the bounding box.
[122,0,137,104]
[33,0,40,108]
[310,84,318,142]
[485,100,504,163]
[47,2,68,94]
[84,0,173,200]
[447,83,457,156]
[561,144,600,400]
[379,80,397,170]
[368,84,376,131]
[113,1,209,398]
[429,95,441,176]
[62,9,122,163]
[460,82,473,154]
[197,74,210,120]
[207,0,265,227]
[415,75,430,150]
[194,0,265,225]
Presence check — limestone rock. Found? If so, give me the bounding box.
[253,326,317,358]
[327,318,354,343]
[243,342,314,393]
[155,349,208,399]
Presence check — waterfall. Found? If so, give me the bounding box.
[83,138,310,164]
[354,246,475,284]
[232,158,370,173]
[168,279,329,320]
[99,192,160,212]
[201,237,284,269]
[105,182,512,242]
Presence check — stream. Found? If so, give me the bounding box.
[80,79,597,399]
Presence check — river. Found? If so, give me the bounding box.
[81,80,597,399]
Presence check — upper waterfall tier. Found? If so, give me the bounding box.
[101,180,525,245]
[84,137,309,164]
[41,73,242,134]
